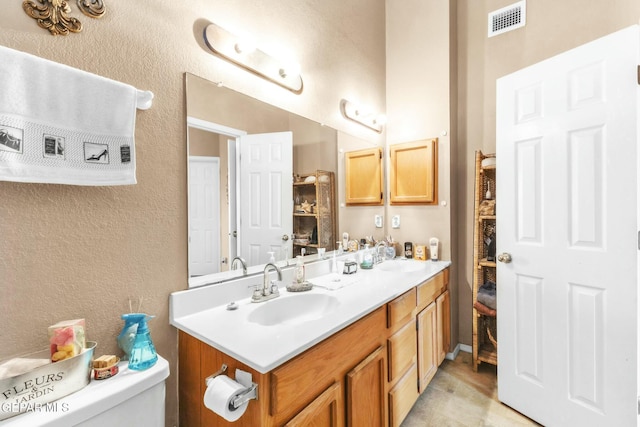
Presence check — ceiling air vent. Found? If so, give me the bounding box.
[488,1,526,37]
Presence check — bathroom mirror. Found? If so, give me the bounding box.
[186,73,339,283]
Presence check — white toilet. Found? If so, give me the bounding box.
[1,356,169,427]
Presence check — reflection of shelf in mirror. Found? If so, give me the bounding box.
[293,243,319,248]
[478,346,497,365]
[478,215,496,221]
[478,259,497,268]
[294,213,318,217]
[481,165,496,171]
[293,182,316,187]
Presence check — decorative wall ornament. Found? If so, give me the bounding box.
[77,0,105,19]
[23,0,83,35]
[22,0,105,36]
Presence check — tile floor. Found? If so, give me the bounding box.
[401,351,540,427]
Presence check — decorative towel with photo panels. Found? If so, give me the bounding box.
[0,45,153,186]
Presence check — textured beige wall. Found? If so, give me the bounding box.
[0,1,386,425]
[386,0,456,346]
[454,0,640,346]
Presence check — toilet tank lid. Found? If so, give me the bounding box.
[2,356,169,427]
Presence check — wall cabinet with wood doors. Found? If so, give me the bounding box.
[389,138,438,205]
[293,170,336,256]
[472,150,497,371]
[178,267,450,427]
[345,147,384,205]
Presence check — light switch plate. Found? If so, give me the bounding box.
[374,215,383,228]
[392,215,400,229]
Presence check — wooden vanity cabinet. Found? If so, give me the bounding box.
[386,288,419,427]
[178,268,450,427]
[179,306,388,427]
[416,269,450,393]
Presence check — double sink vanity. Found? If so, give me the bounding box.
[170,255,451,426]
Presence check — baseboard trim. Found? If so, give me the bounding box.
[445,343,472,360]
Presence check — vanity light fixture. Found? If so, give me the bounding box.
[203,23,303,94]
[340,99,386,133]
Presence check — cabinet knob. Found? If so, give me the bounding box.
[497,253,512,263]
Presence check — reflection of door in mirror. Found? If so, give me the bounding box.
[238,132,293,266]
[189,156,220,276]
[187,118,294,278]
[188,125,231,277]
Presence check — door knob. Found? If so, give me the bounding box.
[282,234,289,241]
[497,253,512,263]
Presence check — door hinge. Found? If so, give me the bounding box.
[637,231,640,250]
[637,65,640,85]
[637,396,640,415]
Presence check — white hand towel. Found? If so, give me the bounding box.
[0,45,153,186]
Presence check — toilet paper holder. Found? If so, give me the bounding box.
[205,363,259,409]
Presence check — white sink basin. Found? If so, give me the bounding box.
[376,259,430,273]
[247,293,340,326]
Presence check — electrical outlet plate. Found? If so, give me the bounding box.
[374,215,383,228]
[392,215,400,229]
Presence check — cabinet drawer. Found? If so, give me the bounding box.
[387,288,416,328]
[387,319,417,382]
[417,270,448,311]
[388,363,419,427]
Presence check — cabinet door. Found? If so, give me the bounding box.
[417,302,437,393]
[284,382,343,427]
[436,290,450,365]
[389,138,437,205]
[346,346,387,427]
[345,147,383,205]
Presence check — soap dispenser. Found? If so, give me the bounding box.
[126,313,158,371]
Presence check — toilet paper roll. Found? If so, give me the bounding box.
[203,375,249,422]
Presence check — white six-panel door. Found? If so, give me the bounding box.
[239,132,293,266]
[188,156,221,276]
[496,25,638,426]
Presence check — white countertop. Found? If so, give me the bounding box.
[170,258,450,374]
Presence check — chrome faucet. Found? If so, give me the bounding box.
[252,263,282,303]
[374,241,388,264]
[231,256,248,275]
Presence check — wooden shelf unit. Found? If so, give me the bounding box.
[293,170,336,256]
[472,151,498,371]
